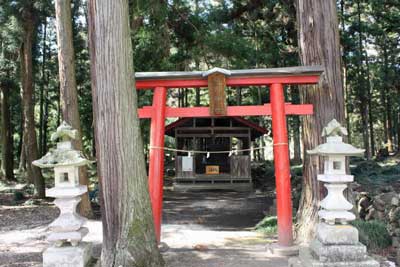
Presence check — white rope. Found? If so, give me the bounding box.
[149,145,271,154]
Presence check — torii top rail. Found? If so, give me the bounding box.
[135,66,324,247]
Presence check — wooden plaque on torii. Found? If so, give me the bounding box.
[207,72,227,116]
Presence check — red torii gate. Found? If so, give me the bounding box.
[136,66,323,249]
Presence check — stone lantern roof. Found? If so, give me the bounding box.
[33,121,91,168]
[307,119,364,156]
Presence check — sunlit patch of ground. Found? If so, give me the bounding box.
[0,189,286,266]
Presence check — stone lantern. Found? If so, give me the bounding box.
[307,119,364,225]
[289,119,379,267]
[33,122,92,267]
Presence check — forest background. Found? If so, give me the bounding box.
[0,0,399,193]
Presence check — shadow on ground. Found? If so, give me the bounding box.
[161,190,288,267]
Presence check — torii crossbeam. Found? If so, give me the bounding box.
[136,66,324,248]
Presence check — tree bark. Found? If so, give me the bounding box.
[397,112,400,153]
[18,107,28,176]
[291,86,302,164]
[365,51,375,156]
[54,0,93,218]
[1,84,15,181]
[88,0,164,266]
[42,47,51,155]
[356,0,371,159]
[236,87,241,105]
[39,20,47,157]
[295,0,345,243]
[382,40,393,152]
[340,0,352,143]
[20,8,45,198]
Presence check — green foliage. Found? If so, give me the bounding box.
[339,0,400,153]
[0,0,399,187]
[291,165,303,177]
[352,158,400,186]
[351,220,392,251]
[13,191,24,201]
[352,160,382,176]
[255,216,278,235]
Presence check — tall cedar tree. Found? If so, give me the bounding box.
[1,82,15,181]
[20,4,45,198]
[88,0,164,266]
[295,0,346,242]
[54,0,93,217]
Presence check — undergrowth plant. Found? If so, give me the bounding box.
[351,219,392,251]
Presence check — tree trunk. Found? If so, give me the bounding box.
[0,93,2,177]
[42,45,51,155]
[19,133,27,173]
[397,112,400,153]
[1,85,15,181]
[184,88,188,107]
[54,0,93,218]
[356,0,371,159]
[20,10,45,198]
[43,87,49,154]
[39,20,47,157]
[295,0,345,243]
[88,0,164,266]
[340,0,351,143]
[365,52,375,156]
[236,87,241,105]
[291,86,302,164]
[382,41,393,152]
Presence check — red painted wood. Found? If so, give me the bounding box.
[138,104,313,118]
[136,79,207,89]
[148,87,167,242]
[135,75,320,89]
[139,72,321,246]
[270,83,294,246]
[227,76,320,86]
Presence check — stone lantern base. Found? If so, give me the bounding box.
[288,223,379,267]
[43,242,92,267]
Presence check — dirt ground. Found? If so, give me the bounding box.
[162,190,288,267]
[0,189,287,267]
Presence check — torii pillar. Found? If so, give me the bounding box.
[148,86,167,242]
[270,83,296,254]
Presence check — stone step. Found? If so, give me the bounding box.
[43,242,92,267]
[289,247,379,267]
[316,223,359,245]
[310,239,367,262]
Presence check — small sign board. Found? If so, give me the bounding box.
[206,165,219,175]
[182,156,193,172]
[208,73,227,116]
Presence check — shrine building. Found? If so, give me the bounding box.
[165,116,268,191]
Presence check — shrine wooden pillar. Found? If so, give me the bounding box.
[148,86,167,242]
[270,83,294,247]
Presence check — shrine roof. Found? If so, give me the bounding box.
[135,66,324,80]
[165,117,268,140]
